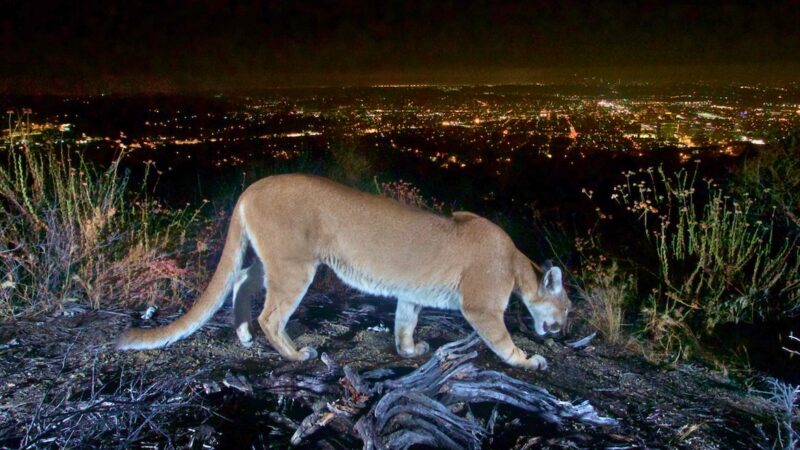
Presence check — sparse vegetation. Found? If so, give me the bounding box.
[577,161,800,359]
[568,230,635,346]
[0,142,211,319]
[569,141,800,364]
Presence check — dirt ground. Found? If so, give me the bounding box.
[0,282,785,449]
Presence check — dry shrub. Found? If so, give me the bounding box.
[377,179,444,213]
[580,260,633,346]
[88,245,189,308]
[758,378,800,450]
[640,294,702,363]
[15,359,209,448]
[0,143,210,318]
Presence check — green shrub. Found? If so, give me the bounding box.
[734,135,800,230]
[614,166,800,344]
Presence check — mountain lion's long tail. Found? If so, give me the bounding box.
[116,203,249,350]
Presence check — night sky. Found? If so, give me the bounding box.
[2,0,800,93]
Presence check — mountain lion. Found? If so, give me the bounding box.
[116,174,571,370]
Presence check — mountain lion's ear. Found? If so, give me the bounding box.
[543,267,563,295]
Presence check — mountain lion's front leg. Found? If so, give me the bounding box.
[461,305,547,370]
[394,300,429,357]
[461,274,548,371]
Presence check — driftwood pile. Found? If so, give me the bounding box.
[269,335,617,449]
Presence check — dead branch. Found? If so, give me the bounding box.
[12,357,210,449]
[291,334,618,450]
[782,332,800,358]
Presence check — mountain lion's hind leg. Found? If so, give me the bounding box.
[394,301,429,357]
[257,262,317,361]
[232,262,265,348]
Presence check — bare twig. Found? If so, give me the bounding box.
[782,332,800,358]
[15,356,210,449]
[756,378,799,450]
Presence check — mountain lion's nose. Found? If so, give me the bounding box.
[544,322,561,334]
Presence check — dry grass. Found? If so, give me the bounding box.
[579,260,632,346]
[576,246,636,344]
[572,231,635,346]
[0,142,213,318]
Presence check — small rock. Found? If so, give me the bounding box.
[202,380,221,394]
[222,370,253,394]
[62,302,86,317]
[367,323,390,333]
[140,305,158,320]
[0,338,19,350]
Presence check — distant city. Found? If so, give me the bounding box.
[4,82,800,175]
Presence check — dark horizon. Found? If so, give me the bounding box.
[4,64,800,96]
[2,1,800,94]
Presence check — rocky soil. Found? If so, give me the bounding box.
[0,283,785,449]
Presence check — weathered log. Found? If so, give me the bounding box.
[292,334,618,449]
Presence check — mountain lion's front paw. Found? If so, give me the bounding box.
[413,341,430,356]
[398,341,430,358]
[299,347,318,361]
[524,354,548,370]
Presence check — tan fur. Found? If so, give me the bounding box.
[116,174,571,370]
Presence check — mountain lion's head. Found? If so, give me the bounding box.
[527,266,571,336]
